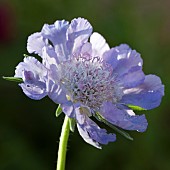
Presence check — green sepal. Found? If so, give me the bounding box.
[23,54,29,57]
[95,112,133,141]
[126,104,146,111]
[55,105,63,117]
[68,118,76,132]
[3,76,23,83]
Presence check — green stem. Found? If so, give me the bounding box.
[56,115,70,170]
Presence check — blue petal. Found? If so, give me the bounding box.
[41,20,69,45]
[42,46,60,69]
[119,66,145,88]
[15,57,47,100]
[67,17,93,55]
[75,107,116,148]
[100,102,148,132]
[47,79,68,105]
[121,75,164,110]
[77,123,101,149]
[46,61,68,105]
[19,83,47,100]
[61,101,75,118]
[41,20,69,62]
[103,44,143,77]
[15,57,47,78]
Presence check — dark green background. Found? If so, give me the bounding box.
[0,0,169,170]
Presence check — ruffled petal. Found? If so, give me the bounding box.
[41,20,69,45]
[41,20,69,62]
[103,44,143,77]
[75,106,116,148]
[100,102,148,132]
[119,66,145,88]
[15,57,47,100]
[67,17,93,55]
[27,32,47,56]
[15,57,47,78]
[121,75,164,110]
[42,46,59,69]
[90,32,110,58]
[19,83,47,100]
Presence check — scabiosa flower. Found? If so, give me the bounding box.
[14,18,164,148]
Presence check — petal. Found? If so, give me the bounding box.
[47,79,68,104]
[77,123,101,149]
[61,101,75,118]
[75,107,116,148]
[121,75,164,110]
[45,61,68,105]
[119,66,145,88]
[27,32,47,56]
[15,57,47,100]
[19,83,47,100]
[90,32,110,58]
[79,42,92,60]
[103,44,143,77]
[15,57,47,79]
[67,17,93,55]
[100,102,148,132]
[41,20,69,62]
[41,20,69,45]
[42,46,59,69]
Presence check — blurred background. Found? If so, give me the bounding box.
[0,0,169,169]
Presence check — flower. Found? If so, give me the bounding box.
[15,18,164,149]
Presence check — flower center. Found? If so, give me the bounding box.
[58,56,123,111]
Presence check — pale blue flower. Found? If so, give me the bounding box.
[15,18,164,148]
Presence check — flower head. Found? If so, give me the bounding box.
[15,18,164,148]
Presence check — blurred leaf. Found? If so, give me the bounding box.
[95,112,133,141]
[3,77,23,83]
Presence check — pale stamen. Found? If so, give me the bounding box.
[58,56,123,111]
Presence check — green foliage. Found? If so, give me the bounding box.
[126,104,146,111]
[55,105,63,117]
[23,54,29,57]
[69,118,76,132]
[3,77,23,83]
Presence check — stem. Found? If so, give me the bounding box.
[56,115,70,170]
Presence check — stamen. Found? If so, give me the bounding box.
[57,56,123,110]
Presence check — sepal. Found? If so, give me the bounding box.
[126,104,146,111]
[23,54,29,57]
[3,76,23,83]
[69,118,76,132]
[55,104,63,117]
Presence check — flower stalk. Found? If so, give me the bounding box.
[56,115,70,170]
